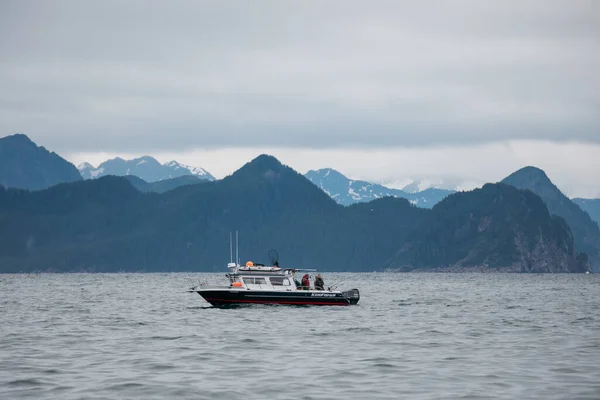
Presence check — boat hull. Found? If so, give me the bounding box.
[194,288,359,307]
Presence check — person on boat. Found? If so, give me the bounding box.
[291,271,302,289]
[314,274,325,290]
[301,274,310,290]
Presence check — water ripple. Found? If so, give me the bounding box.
[1,272,599,400]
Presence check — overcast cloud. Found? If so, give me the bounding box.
[1,1,599,196]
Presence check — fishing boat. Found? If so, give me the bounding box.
[188,235,359,307]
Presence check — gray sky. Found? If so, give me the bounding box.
[1,1,599,196]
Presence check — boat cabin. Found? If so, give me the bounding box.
[226,262,315,291]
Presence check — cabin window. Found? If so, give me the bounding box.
[270,277,285,285]
[270,277,291,286]
[242,277,267,285]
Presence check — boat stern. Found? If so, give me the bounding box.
[342,288,360,305]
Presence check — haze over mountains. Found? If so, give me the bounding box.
[401,179,459,194]
[0,134,455,208]
[5,133,599,222]
[0,134,598,273]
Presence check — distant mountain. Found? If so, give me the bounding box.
[502,166,600,272]
[124,175,206,193]
[402,180,429,193]
[408,188,458,208]
[388,183,587,273]
[305,168,453,208]
[78,156,215,182]
[305,168,401,204]
[0,134,82,190]
[572,198,600,227]
[0,155,584,273]
[401,178,461,193]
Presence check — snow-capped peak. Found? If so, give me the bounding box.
[304,169,456,208]
[163,161,210,177]
[187,166,209,176]
[76,157,214,182]
[77,162,94,171]
[164,160,181,168]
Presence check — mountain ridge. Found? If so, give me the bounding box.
[387,182,586,272]
[0,134,82,190]
[502,166,600,272]
[123,175,207,193]
[304,168,454,208]
[79,156,215,182]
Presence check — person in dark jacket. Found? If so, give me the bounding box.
[314,274,325,290]
[301,274,310,290]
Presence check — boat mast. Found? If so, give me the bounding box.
[229,232,233,264]
[236,230,239,266]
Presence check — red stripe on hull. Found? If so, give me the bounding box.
[203,298,349,306]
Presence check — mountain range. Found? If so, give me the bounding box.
[0,134,597,273]
[305,168,454,207]
[0,153,591,273]
[0,133,454,208]
[78,156,215,182]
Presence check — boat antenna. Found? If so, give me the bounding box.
[268,249,279,267]
[229,232,233,264]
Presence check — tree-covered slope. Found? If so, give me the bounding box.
[502,166,600,272]
[573,198,600,227]
[123,175,206,193]
[387,183,587,273]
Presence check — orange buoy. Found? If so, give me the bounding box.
[232,281,243,287]
[246,261,254,267]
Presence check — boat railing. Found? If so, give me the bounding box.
[186,277,208,290]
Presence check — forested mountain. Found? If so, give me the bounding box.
[502,167,600,272]
[0,156,586,273]
[79,156,215,182]
[305,168,453,207]
[123,175,206,193]
[573,198,600,226]
[387,183,588,273]
[0,134,82,190]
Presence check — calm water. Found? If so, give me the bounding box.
[1,273,599,400]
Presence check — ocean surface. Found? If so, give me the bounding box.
[1,273,599,400]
